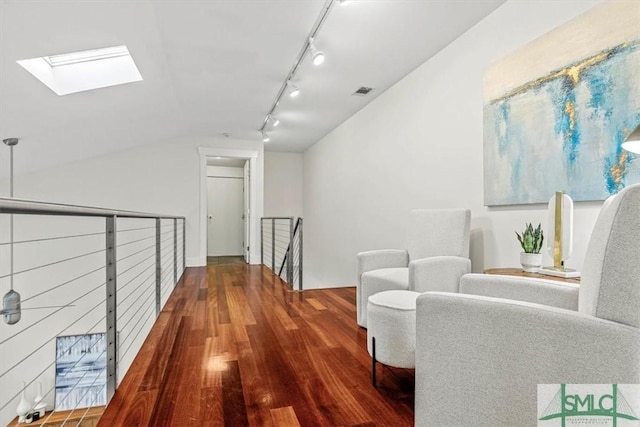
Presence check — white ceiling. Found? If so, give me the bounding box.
[0,0,504,177]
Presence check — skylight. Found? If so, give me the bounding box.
[17,45,143,96]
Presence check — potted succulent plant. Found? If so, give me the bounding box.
[516,223,544,273]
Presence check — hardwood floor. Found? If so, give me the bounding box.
[207,256,246,265]
[98,264,414,426]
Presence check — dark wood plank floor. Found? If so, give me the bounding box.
[207,256,246,265]
[99,264,414,426]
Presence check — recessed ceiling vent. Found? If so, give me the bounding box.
[353,86,374,96]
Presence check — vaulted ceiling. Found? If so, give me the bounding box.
[0,0,504,177]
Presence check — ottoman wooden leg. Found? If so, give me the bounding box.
[372,336,377,387]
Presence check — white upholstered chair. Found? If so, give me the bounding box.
[415,183,640,426]
[356,208,471,328]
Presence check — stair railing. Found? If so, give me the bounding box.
[0,197,185,426]
[260,217,303,290]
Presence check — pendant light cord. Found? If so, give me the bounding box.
[9,145,14,291]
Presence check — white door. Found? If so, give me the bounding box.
[207,177,244,256]
[243,161,250,262]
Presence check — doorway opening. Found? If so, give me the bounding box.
[198,147,259,266]
[206,157,250,264]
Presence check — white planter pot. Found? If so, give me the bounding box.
[520,252,542,273]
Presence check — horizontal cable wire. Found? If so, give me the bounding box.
[160,250,173,262]
[0,280,105,345]
[118,273,156,320]
[160,270,173,286]
[116,225,156,233]
[119,302,157,361]
[118,286,155,334]
[116,241,156,263]
[0,230,105,246]
[23,325,106,421]
[116,251,156,279]
[160,235,174,245]
[54,336,104,382]
[160,243,174,255]
[160,273,173,291]
[118,264,156,310]
[119,266,155,305]
[59,374,107,426]
[58,352,107,426]
[75,383,107,427]
[0,305,106,380]
[116,233,155,248]
[160,277,173,295]
[0,248,105,279]
[0,309,106,410]
[21,264,104,304]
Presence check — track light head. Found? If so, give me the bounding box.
[270,116,280,127]
[312,50,325,66]
[289,84,300,98]
[262,131,270,143]
[309,38,325,66]
[339,0,352,5]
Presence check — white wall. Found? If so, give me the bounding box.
[302,0,604,289]
[264,152,303,218]
[2,136,264,266]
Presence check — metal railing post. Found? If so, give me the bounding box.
[105,216,118,400]
[260,218,264,265]
[182,218,186,273]
[155,218,161,316]
[271,218,275,274]
[298,218,303,290]
[173,218,177,287]
[287,217,293,284]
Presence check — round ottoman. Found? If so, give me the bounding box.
[367,290,420,385]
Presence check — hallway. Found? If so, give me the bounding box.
[98,263,414,426]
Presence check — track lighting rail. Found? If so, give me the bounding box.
[259,0,336,134]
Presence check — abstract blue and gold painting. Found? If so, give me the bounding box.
[483,2,640,206]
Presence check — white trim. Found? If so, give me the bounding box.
[198,147,261,265]
[198,147,258,158]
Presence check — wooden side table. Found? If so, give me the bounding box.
[484,268,580,284]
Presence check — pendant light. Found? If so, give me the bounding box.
[2,138,21,324]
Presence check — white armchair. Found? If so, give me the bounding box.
[356,209,471,327]
[415,183,640,426]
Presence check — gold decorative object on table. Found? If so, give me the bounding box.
[540,191,581,279]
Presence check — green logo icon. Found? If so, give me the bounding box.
[539,384,638,426]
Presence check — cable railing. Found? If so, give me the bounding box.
[0,198,185,426]
[260,217,303,290]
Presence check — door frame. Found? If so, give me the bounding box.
[198,147,259,265]
[243,161,251,262]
